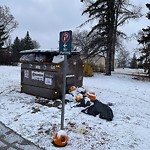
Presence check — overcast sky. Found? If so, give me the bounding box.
[1,0,149,54]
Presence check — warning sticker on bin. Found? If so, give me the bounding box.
[45,77,53,85]
[24,70,29,78]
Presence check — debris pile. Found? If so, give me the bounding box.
[65,86,114,121]
[35,86,114,121]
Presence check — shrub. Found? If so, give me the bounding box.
[83,63,94,77]
[90,63,105,73]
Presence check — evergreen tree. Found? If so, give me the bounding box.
[130,53,138,69]
[82,0,115,75]
[20,38,25,50]
[137,4,150,77]
[10,32,40,63]
[81,0,141,74]
[23,31,34,50]
[0,24,8,48]
[11,36,21,62]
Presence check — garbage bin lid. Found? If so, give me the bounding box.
[20,49,80,55]
[20,49,59,54]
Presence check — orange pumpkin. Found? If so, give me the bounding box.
[87,92,96,102]
[75,94,83,101]
[69,86,76,92]
[53,131,68,147]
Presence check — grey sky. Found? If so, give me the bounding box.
[0,0,149,54]
[1,0,87,49]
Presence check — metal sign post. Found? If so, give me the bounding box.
[61,55,67,130]
[59,30,72,130]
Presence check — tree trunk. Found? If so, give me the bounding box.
[105,50,112,75]
[111,51,115,71]
[105,0,115,75]
[148,69,150,77]
[111,4,118,71]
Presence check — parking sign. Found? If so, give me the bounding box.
[59,30,72,55]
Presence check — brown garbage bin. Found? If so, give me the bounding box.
[20,49,83,99]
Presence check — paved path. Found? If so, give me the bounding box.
[0,121,44,150]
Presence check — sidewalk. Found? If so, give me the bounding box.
[0,121,44,150]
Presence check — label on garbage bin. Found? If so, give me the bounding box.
[24,70,29,78]
[45,77,53,85]
[31,71,44,81]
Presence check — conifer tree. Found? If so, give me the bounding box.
[11,32,40,63]
[137,4,150,77]
[11,36,21,62]
[81,0,142,74]
[20,38,25,50]
[23,31,34,50]
[130,53,138,69]
[82,0,115,75]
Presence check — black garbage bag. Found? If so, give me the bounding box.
[76,98,91,107]
[81,100,114,121]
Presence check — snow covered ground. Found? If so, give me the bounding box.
[0,66,150,150]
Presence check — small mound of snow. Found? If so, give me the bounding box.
[57,130,67,138]
[65,94,75,101]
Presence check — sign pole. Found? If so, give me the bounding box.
[52,30,72,147]
[59,30,72,130]
[61,55,67,130]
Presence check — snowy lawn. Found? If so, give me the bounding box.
[0,66,150,150]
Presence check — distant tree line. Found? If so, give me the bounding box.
[0,30,40,65]
[1,2,150,78]
[11,31,40,63]
[0,5,40,65]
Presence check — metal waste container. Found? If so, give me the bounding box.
[20,49,83,99]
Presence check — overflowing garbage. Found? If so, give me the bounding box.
[20,49,83,100]
[20,53,59,63]
[65,86,114,121]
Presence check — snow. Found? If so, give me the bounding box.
[20,49,58,53]
[57,130,68,139]
[0,66,150,150]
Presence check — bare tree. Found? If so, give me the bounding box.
[0,6,18,39]
[4,37,12,50]
[72,30,105,62]
[72,30,89,53]
[32,40,40,49]
[117,47,130,69]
